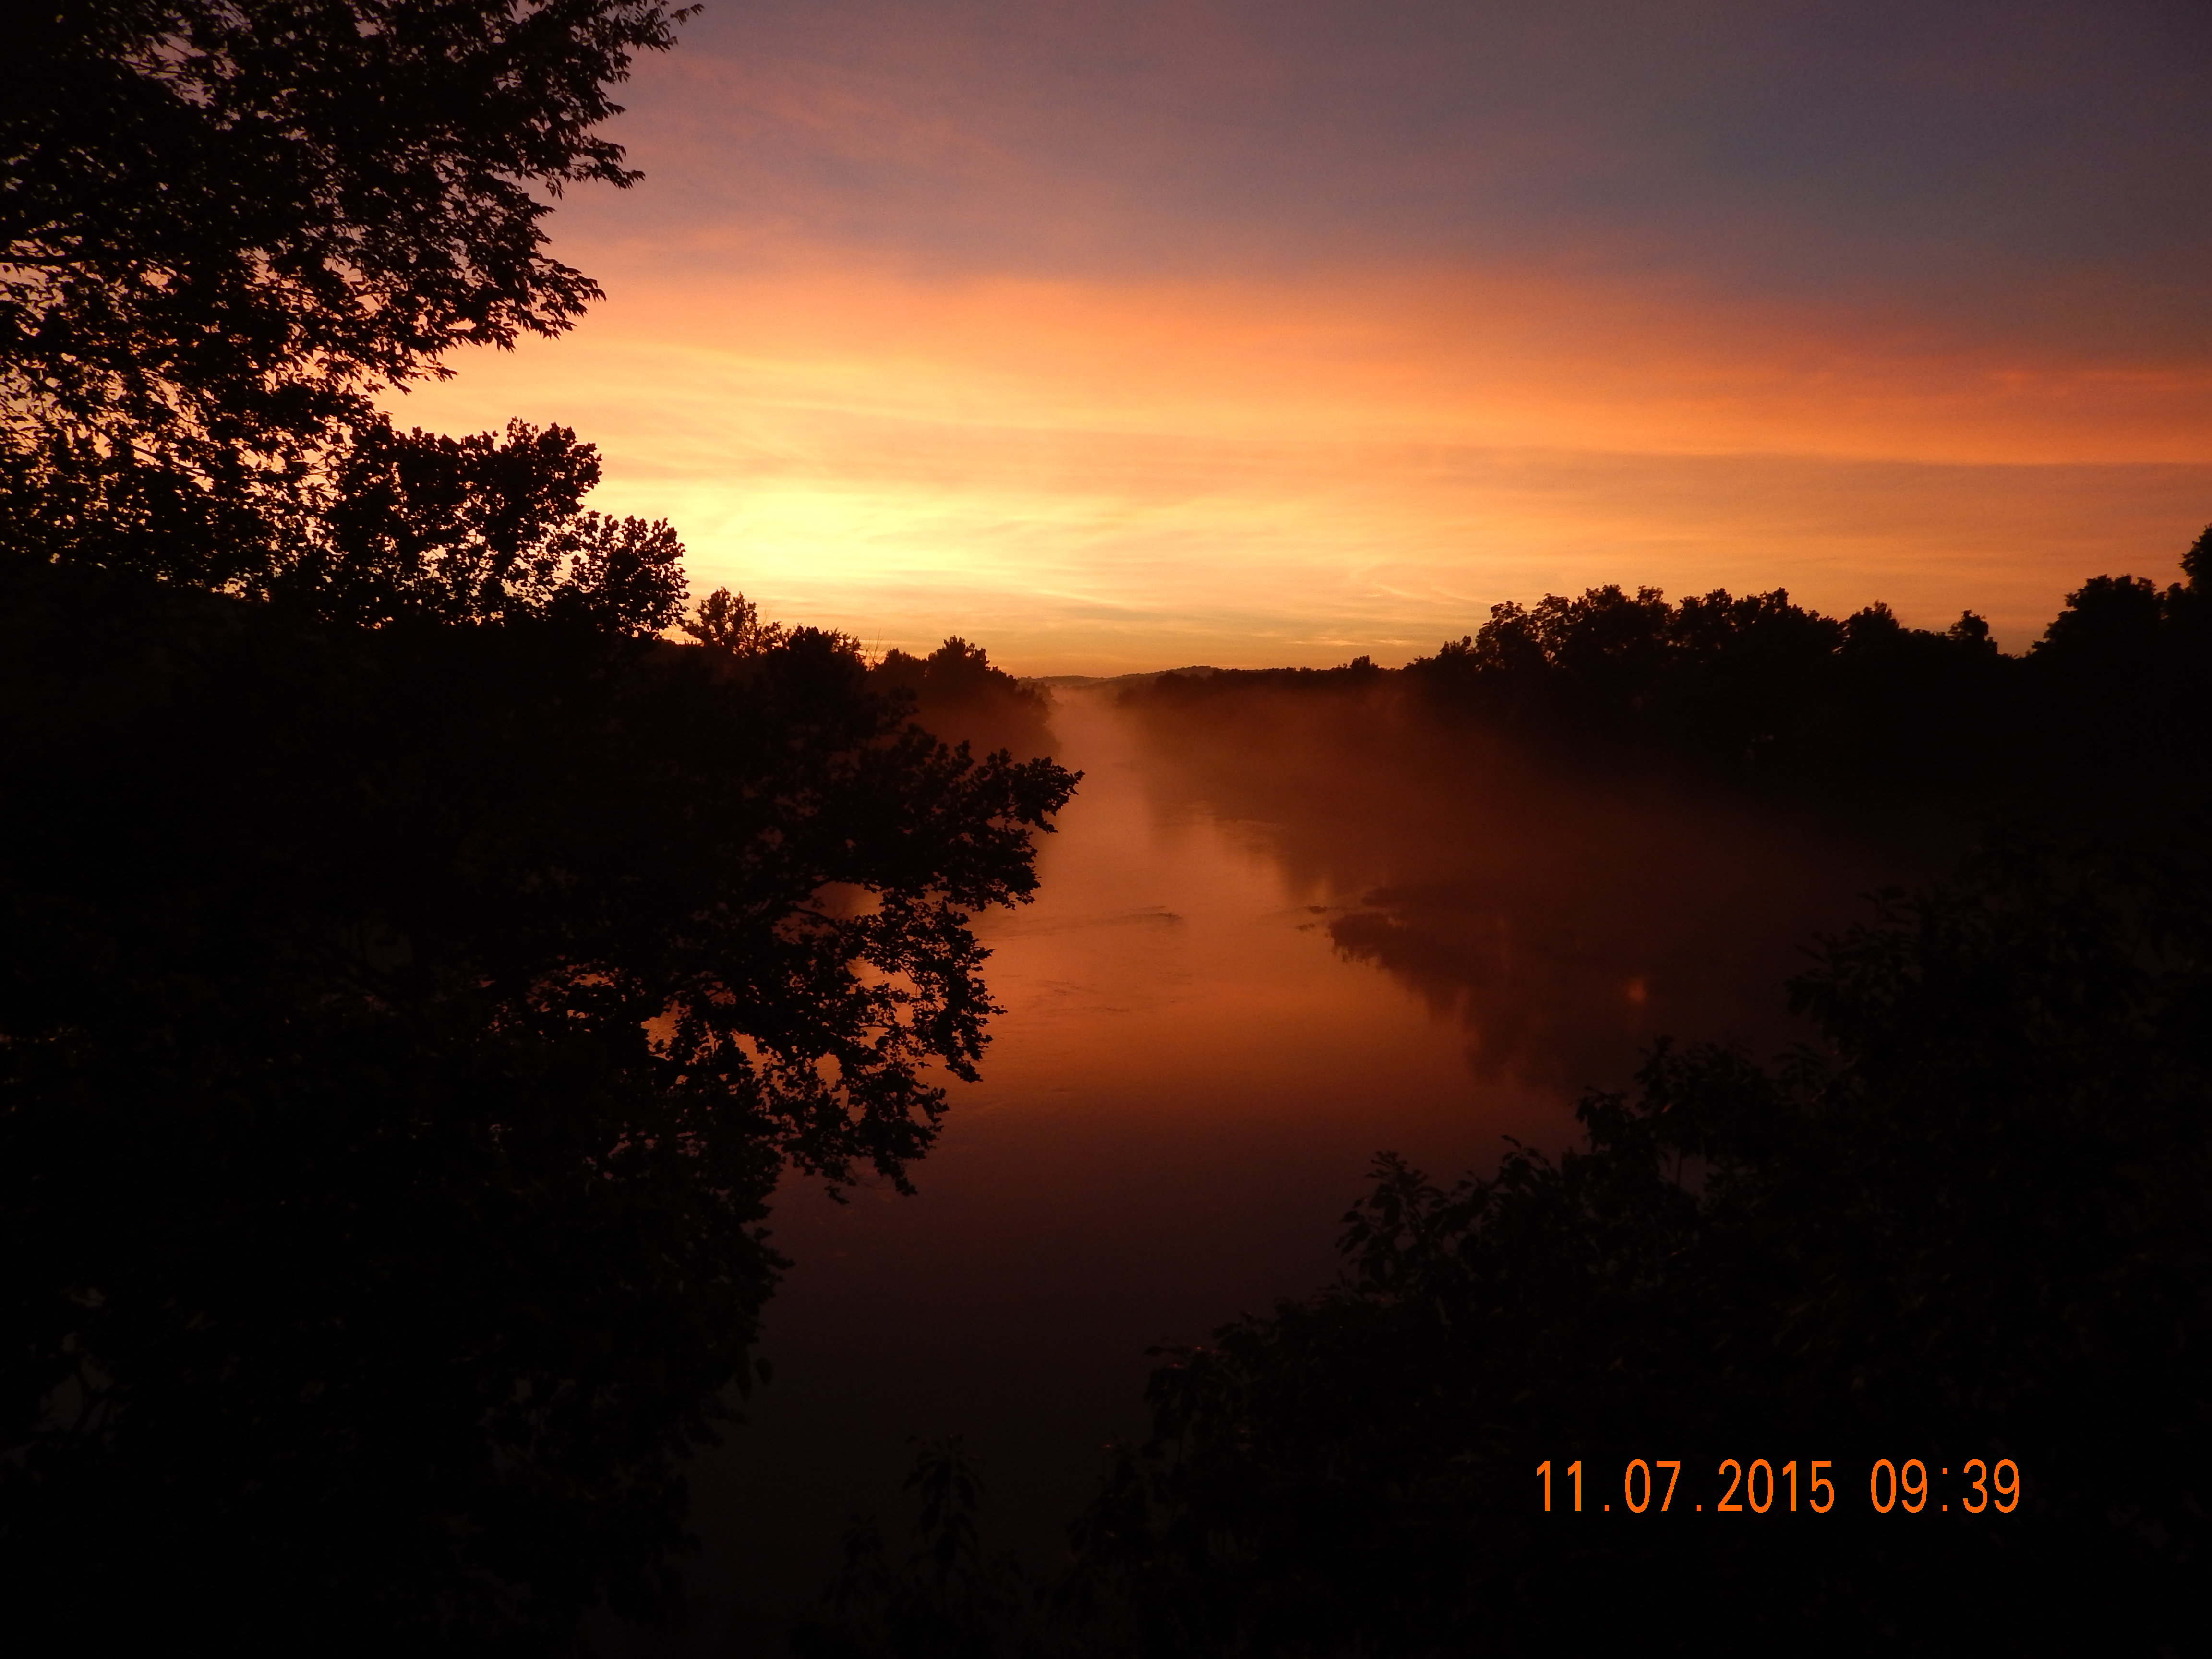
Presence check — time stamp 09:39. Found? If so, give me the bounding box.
[1538,1457,2022,1516]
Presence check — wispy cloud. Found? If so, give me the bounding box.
[408,1,2212,669]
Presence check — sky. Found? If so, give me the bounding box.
[396,0,2212,671]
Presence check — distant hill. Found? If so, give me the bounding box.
[1021,667,1221,690]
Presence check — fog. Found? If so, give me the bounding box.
[669,680,1961,1640]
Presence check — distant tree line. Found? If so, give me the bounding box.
[1130,553,2212,813]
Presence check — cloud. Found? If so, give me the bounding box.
[399,2,2212,669]
[397,253,2210,670]
[597,0,2212,331]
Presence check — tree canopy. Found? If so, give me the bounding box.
[0,561,1074,1650]
[873,634,1057,759]
[0,6,1085,1649]
[793,827,2209,1658]
[1130,557,2211,818]
[2,0,688,592]
[1052,829,2209,1656]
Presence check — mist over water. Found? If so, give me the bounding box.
[678,683,1956,1629]
[1122,681,1962,1096]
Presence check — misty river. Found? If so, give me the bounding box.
[673,682,1953,1626]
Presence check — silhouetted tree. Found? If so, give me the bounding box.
[1129,549,2211,815]
[2,0,688,597]
[1058,830,2210,1655]
[1397,582,2012,792]
[875,637,1057,760]
[793,1439,1035,1659]
[2022,571,2210,781]
[288,415,688,631]
[0,565,1074,1652]
[685,584,793,656]
[2,9,1085,1651]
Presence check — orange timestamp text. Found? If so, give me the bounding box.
[1537,1457,2021,1515]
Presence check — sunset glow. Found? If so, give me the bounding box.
[17,5,2212,1640]
[396,0,2212,669]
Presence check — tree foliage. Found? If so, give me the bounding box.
[0,563,1074,1650]
[1132,555,2211,816]
[1403,583,2006,789]
[684,583,793,657]
[1,6,1086,1650]
[793,1439,1037,1659]
[295,415,688,629]
[1059,830,2211,1655]
[1,0,687,589]
[873,635,1056,760]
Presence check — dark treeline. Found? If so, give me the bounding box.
[1129,560,2212,815]
[11,5,2208,1654]
[1,6,1073,1654]
[799,787,2210,1659]
[874,636,1057,761]
[1,559,1070,1650]
[686,588,1047,758]
[795,566,2212,1658]
[1049,832,2210,1657]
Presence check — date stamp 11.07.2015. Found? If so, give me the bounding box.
[1536,1457,2021,1516]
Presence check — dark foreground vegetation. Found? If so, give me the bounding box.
[796,560,2212,1659]
[1,5,1071,1652]
[0,563,1070,1651]
[1046,830,2209,1657]
[7,4,2207,1655]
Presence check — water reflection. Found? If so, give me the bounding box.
[674,683,1950,1643]
[1119,681,1953,1098]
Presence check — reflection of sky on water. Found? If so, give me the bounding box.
[673,687,1948,1637]
[1118,683,1957,1099]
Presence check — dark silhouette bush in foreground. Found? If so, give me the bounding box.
[798,824,2210,1658]
[792,1438,1035,1659]
[1059,830,2209,1656]
[0,565,1073,1653]
[3,9,1086,1651]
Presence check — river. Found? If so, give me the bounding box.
[669,682,1945,1643]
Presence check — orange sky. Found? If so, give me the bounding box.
[397,1,2212,671]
